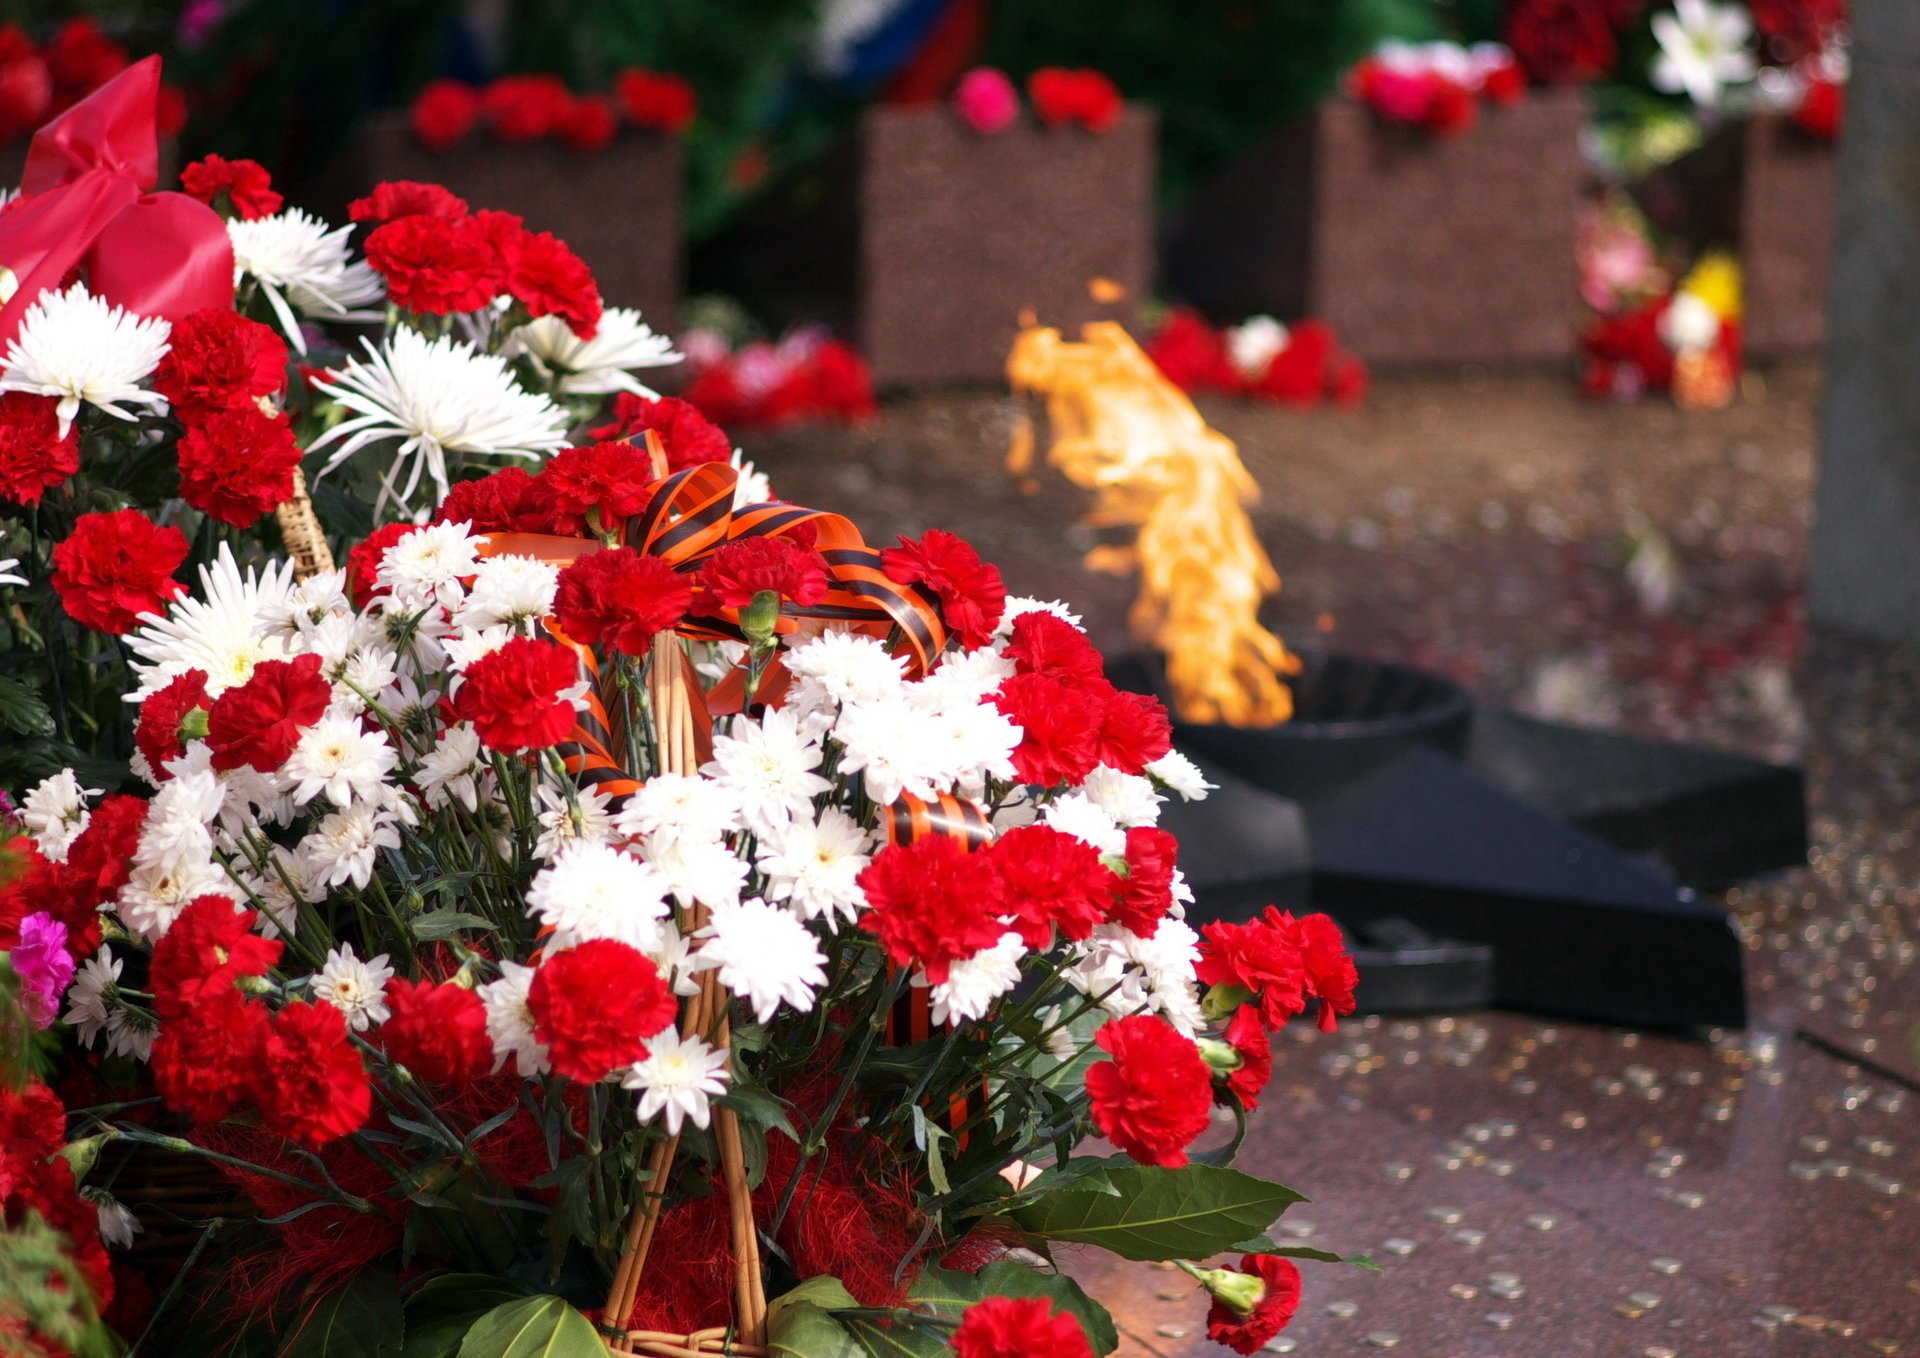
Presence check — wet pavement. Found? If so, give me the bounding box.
[750,362,1920,1355]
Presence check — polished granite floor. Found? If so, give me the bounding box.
[751,364,1920,1355]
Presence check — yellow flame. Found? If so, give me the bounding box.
[1007,320,1299,726]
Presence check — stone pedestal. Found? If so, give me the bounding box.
[1809,0,1920,647]
[346,116,684,327]
[1163,92,1588,368]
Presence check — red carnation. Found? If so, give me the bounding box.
[1423,77,1478,135]
[1504,0,1629,84]
[455,636,583,751]
[1004,611,1103,680]
[1147,309,1239,392]
[557,92,619,150]
[57,794,146,916]
[989,823,1112,948]
[411,80,483,151]
[1794,78,1843,139]
[151,308,289,417]
[365,213,502,316]
[0,391,78,505]
[950,1296,1095,1358]
[1195,906,1309,1031]
[349,180,471,224]
[179,154,283,221]
[1110,825,1178,937]
[177,404,303,527]
[1028,67,1124,132]
[435,466,560,534]
[483,74,573,142]
[614,69,698,133]
[698,535,829,609]
[207,653,331,773]
[43,18,126,103]
[1750,0,1846,59]
[1205,1255,1303,1354]
[881,528,1005,651]
[151,990,271,1125]
[552,548,692,657]
[1256,319,1335,405]
[499,228,601,339]
[1294,911,1358,1032]
[0,34,52,145]
[255,1000,372,1148]
[994,672,1102,786]
[857,836,1007,984]
[1094,689,1173,774]
[527,940,678,1084]
[50,509,187,634]
[540,440,656,533]
[134,668,210,776]
[1084,1014,1213,1167]
[149,896,282,1022]
[381,979,492,1087]
[1222,1005,1273,1111]
[346,522,419,609]
[589,394,733,472]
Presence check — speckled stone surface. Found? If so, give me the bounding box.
[749,363,1920,1354]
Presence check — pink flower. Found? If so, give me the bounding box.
[953,67,1021,135]
[10,913,74,1028]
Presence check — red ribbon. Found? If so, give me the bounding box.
[0,57,233,345]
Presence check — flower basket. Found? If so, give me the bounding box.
[1163,90,1588,367]
[344,113,684,327]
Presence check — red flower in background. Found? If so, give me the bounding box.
[557,92,619,150]
[207,653,331,773]
[349,180,470,224]
[698,534,829,609]
[1505,0,1640,84]
[134,667,209,775]
[528,940,678,1083]
[411,80,483,151]
[989,823,1112,947]
[255,1000,372,1148]
[365,214,502,316]
[1749,0,1847,59]
[951,1296,1095,1358]
[498,228,602,338]
[1145,310,1239,391]
[455,636,583,751]
[151,989,271,1124]
[1110,825,1179,937]
[615,69,698,133]
[0,27,53,144]
[541,440,656,533]
[43,18,126,108]
[857,836,1008,983]
[1294,911,1359,1031]
[1793,77,1844,139]
[1205,1255,1303,1354]
[482,74,573,142]
[1195,906,1309,1030]
[381,979,492,1087]
[152,308,289,417]
[50,509,187,634]
[149,897,282,1021]
[1222,1005,1274,1110]
[552,548,692,656]
[0,392,78,505]
[1084,1014,1213,1167]
[180,155,283,221]
[881,528,1005,650]
[590,394,733,470]
[1028,67,1124,132]
[177,404,303,527]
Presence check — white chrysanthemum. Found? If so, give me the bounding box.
[137,770,226,868]
[526,840,671,952]
[248,843,323,938]
[259,568,353,643]
[783,631,907,723]
[731,453,771,509]
[415,724,488,812]
[644,830,749,911]
[282,715,398,807]
[622,1031,730,1135]
[1081,764,1164,828]
[1146,751,1213,802]
[614,773,741,845]
[995,596,1082,637]
[21,769,98,862]
[1123,918,1205,1035]
[64,947,155,1061]
[648,922,703,998]
[311,330,570,517]
[832,695,955,808]
[299,803,402,889]
[503,306,681,396]
[481,960,549,1076]
[444,623,517,674]
[903,686,1021,795]
[332,647,403,716]
[0,284,170,434]
[227,209,383,350]
[533,783,616,861]
[117,854,242,943]
[694,897,827,1023]
[376,521,483,611]
[125,546,299,700]
[703,708,831,838]
[912,645,1015,711]
[1041,792,1127,858]
[755,807,870,927]
[1226,315,1289,382]
[0,556,25,590]
[454,554,559,633]
[929,932,1026,1026]
[311,944,395,1031]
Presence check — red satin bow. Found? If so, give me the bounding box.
[0,57,233,345]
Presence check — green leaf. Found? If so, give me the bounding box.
[280,1270,404,1358]
[454,1296,601,1358]
[0,675,54,738]
[412,910,496,940]
[1228,1238,1380,1269]
[403,1276,528,1358]
[840,1263,1117,1358]
[767,1300,864,1358]
[1011,1162,1305,1262]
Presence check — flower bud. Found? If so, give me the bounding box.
[1195,1265,1267,1317]
[1196,1037,1244,1075]
[741,588,782,649]
[1201,982,1255,1022]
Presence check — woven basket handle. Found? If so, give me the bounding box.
[276,467,335,579]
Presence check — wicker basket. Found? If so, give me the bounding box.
[275,467,335,579]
